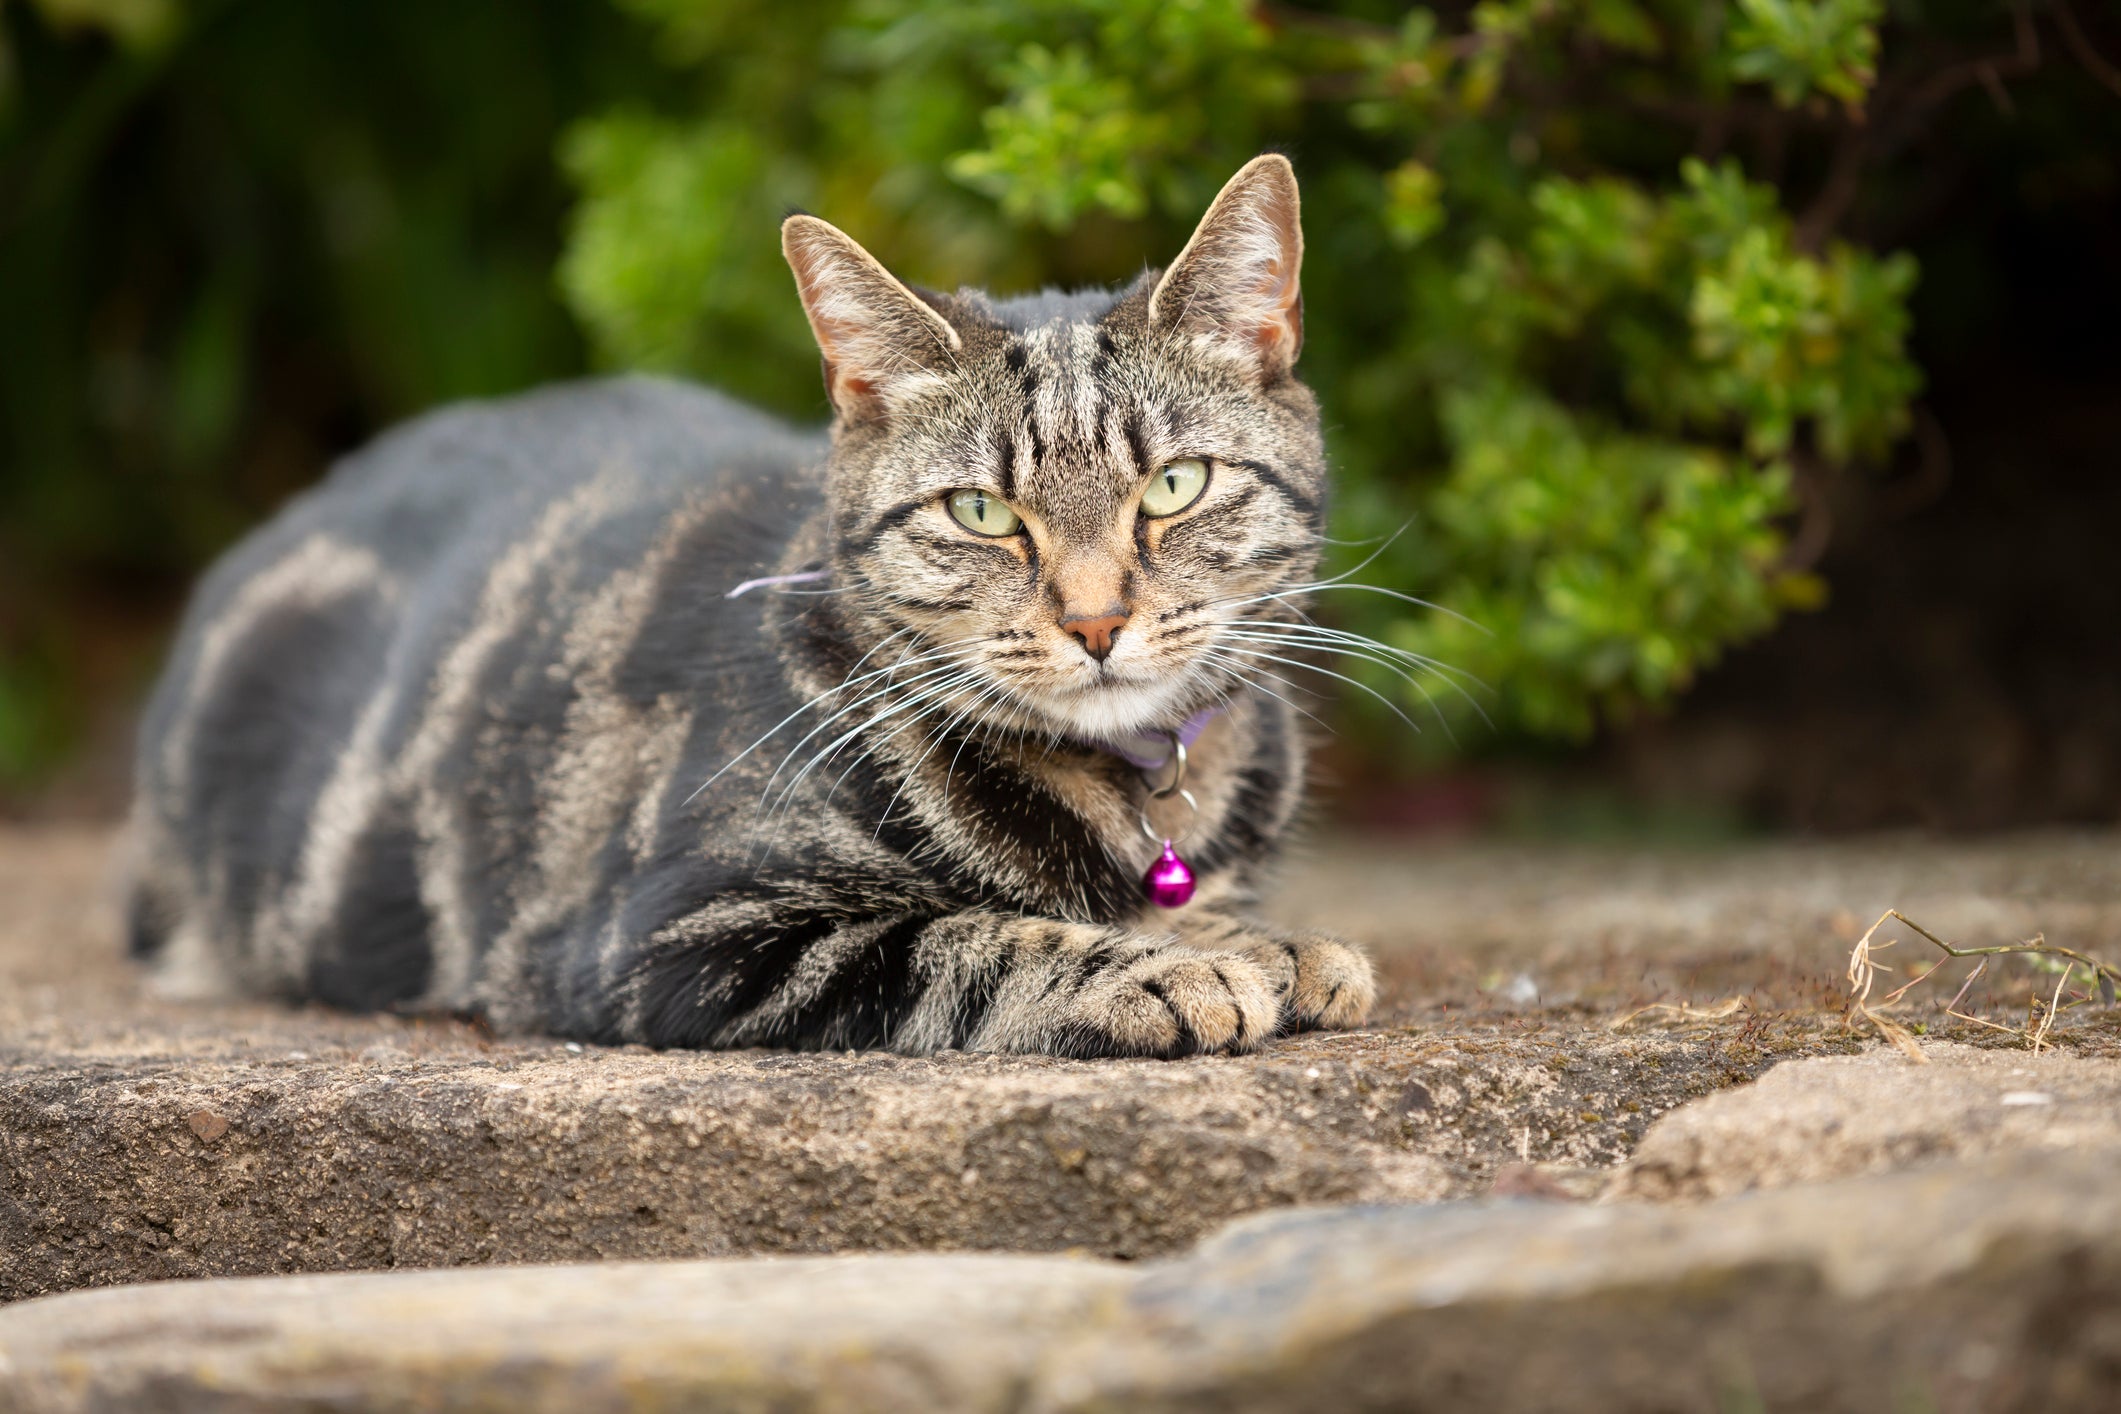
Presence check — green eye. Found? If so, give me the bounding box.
[1141,458,1209,518]
[946,488,1022,537]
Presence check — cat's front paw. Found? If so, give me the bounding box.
[1241,934,1377,1034]
[1062,946,1281,1058]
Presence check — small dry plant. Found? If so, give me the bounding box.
[1845,909,2120,1063]
[1607,996,1751,1032]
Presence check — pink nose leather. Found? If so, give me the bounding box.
[1061,611,1129,662]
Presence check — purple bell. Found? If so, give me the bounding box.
[1143,839,1196,908]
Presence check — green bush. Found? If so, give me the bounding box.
[15,0,2101,797]
[560,0,1927,748]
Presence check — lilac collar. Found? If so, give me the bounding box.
[1106,704,1220,910]
[1096,705,1223,771]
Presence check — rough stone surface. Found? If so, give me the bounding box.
[1,1038,1449,1300]
[1279,826,2121,1014]
[9,824,2121,1304]
[8,1018,1800,1303]
[0,829,1759,1302]
[1617,1041,2121,1199]
[6,1148,2121,1413]
[0,1254,1131,1414]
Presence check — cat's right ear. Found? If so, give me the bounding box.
[781,215,962,424]
[1148,155,1304,382]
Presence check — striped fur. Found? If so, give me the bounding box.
[125,156,1375,1056]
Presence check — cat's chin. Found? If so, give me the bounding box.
[1025,677,1204,745]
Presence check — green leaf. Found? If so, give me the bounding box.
[1726,0,1881,108]
[1383,160,1445,248]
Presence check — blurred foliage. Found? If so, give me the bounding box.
[3,0,2116,798]
[0,0,668,790]
[557,0,1949,744]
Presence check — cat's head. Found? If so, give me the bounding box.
[783,155,1323,743]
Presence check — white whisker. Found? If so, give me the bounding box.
[751,654,980,809]
[1221,625,1490,733]
[744,666,991,864]
[1196,650,1337,735]
[678,627,933,805]
[1225,630,1458,742]
[1208,642,1426,736]
[756,659,990,821]
[1224,581,1489,633]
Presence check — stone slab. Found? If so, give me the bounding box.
[11,825,2121,1303]
[5,1024,1787,1303]
[1617,1041,2121,1199]
[0,827,1828,1303]
[5,1148,2120,1413]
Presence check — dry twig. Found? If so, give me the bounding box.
[1845,927,1929,1063]
[1844,909,2117,1062]
[1607,996,1749,1032]
[2029,962,2074,1056]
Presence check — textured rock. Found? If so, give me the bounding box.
[0,826,1840,1304]
[6,1148,2121,1413]
[5,1026,1791,1303]
[1053,1145,2121,1414]
[1278,827,2121,1011]
[1617,1041,2121,1200]
[0,1254,1131,1414]
[12,824,2121,1305]
[0,1040,1435,1301]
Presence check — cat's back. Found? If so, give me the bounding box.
[175,375,813,617]
[129,376,828,999]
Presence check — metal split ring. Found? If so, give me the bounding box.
[1139,787,1198,846]
[1143,731,1188,799]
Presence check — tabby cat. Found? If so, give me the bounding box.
[125,155,1378,1056]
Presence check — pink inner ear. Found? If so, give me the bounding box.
[809,300,885,409]
[1247,255,1301,358]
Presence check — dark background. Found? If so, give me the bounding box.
[3,0,2116,833]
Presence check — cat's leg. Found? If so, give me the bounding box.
[899,912,1291,1058]
[620,899,1348,1057]
[1166,909,1377,1036]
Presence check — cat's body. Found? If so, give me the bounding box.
[126,157,1377,1055]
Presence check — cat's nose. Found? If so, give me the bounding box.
[1060,610,1129,663]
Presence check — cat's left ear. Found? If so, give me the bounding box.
[1148,154,1304,381]
[782,214,962,424]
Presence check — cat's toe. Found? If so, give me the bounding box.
[1070,949,1279,1057]
[1247,935,1376,1033]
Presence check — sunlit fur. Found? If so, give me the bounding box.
[124,156,1377,1056]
